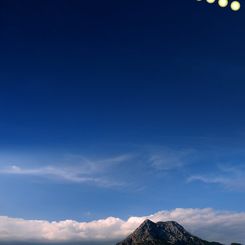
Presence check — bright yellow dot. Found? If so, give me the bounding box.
[231,1,241,11]
[206,0,216,3]
[218,0,228,7]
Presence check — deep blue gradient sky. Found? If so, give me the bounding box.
[0,0,245,222]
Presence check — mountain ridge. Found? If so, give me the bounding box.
[116,219,240,245]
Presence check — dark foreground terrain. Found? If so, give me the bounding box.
[0,242,115,245]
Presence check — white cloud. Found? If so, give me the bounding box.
[0,149,196,188]
[0,165,115,187]
[188,165,245,191]
[0,148,199,189]
[0,154,132,188]
[149,148,195,171]
[0,208,244,244]
[188,175,245,190]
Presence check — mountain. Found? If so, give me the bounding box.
[116,219,223,245]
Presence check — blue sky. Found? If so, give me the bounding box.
[0,0,245,243]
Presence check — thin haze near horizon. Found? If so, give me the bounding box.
[0,0,245,244]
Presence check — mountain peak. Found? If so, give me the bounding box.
[139,219,155,227]
[116,220,223,245]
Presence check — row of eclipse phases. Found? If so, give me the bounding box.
[197,0,241,11]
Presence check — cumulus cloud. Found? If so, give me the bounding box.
[0,208,244,244]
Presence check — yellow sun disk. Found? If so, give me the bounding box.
[218,0,228,7]
[206,0,216,3]
[231,1,241,11]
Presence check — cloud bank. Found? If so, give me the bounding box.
[0,208,244,244]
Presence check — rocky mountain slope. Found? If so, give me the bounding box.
[116,219,224,245]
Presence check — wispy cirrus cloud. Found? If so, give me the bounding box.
[0,147,196,188]
[0,165,115,187]
[187,165,245,191]
[148,148,196,171]
[0,154,133,188]
[0,208,244,244]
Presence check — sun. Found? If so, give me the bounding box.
[197,0,241,11]
[218,0,229,7]
[231,1,241,11]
